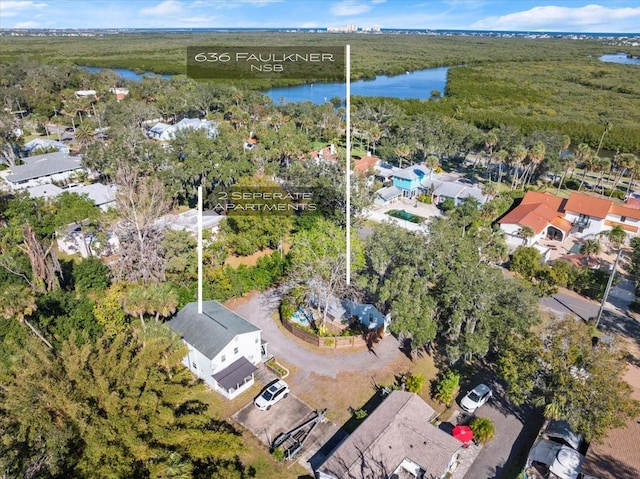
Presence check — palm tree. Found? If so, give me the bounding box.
[518,226,536,245]
[602,225,626,252]
[575,143,595,191]
[612,153,639,197]
[580,239,601,259]
[625,155,640,198]
[594,156,612,195]
[523,142,546,187]
[148,283,179,322]
[481,181,499,202]
[394,143,412,168]
[469,417,495,444]
[494,149,508,186]
[509,144,528,190]
[595,120,612,158]
[556,154,577,194]
[124,285,149,325]
[0,283,52,349]
[425,155,439,179]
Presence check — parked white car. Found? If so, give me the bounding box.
[460,383,492,413]
[254,380,290,411]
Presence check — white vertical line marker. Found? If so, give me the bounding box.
[346,44,351,285]
[197,185,203,314]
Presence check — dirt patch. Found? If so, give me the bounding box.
[224,243,291,268]
[291,353,438,425]
[224,289,261,310]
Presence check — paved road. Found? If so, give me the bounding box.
[231,289,405,379]
[540,291,600,321]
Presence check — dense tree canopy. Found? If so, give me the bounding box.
[0,326,244,478]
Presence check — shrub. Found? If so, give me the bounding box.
[417,194,432,204]
[469,417,495,444]
[433,370,460,405]
[279,298,296,321]
[564,178,581,190]
[323,338,335,347]
[354,408,368,420]
[405,373,425,394]
[439,197,456,211]
[271,447,285,461]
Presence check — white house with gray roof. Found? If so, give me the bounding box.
[149,118,218,141]
[166,301,264,399]
[4,152,83,190]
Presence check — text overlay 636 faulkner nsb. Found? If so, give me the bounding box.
[187,46,345,80]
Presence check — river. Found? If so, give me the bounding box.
[82,65,448,104]
[599,53,640,65]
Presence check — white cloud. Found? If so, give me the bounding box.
[177,16,214,24]
[1,1,47,17]
[331,1,372,16]
[13,20,41,28]
[471,4,640,32]
[139,0,184,16]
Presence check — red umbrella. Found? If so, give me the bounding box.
[452,425,474,443]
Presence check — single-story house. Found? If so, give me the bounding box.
[374,185,403,205]
[315,391,461,479]
[109,87,129,101]
[65,183,118,210]
[23,138,70,155]
[27,183,64,200]
[56,222,120,258]
[5,152,83,190]
[353,153,380,175]
[149,118,219,141]
[157,208,225,236]
[431,181,485,206]
[166,301,265,399]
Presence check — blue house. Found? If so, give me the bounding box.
[392,165,431,198]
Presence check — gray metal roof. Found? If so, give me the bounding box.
[376,185,402,201]
[433,182,468,198]
[166,301,260,360]
[65,183,117,206]
[212,357,257,391]
[544,420,584,451]
[27,183,64,199]
[7,153,82,183]
[393,164,430,181]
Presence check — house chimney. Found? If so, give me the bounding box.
[197,185,203,314]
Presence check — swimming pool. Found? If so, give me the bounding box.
[386,209,426,224]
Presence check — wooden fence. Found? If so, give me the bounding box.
[281,319,367,349]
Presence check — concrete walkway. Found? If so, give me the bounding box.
[231,289,406,380]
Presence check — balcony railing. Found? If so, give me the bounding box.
[573,218,591,229]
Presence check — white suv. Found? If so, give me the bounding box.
[254,380,290,411]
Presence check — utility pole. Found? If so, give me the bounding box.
[595,247,623,328]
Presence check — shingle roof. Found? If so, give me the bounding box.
[564,192,612,219]
[65,183,117,206]
[7,153,82,183]
[376,185,402,201]
[393,164,430,181]
[582,364,640,479]
[166,301,260,360]
[317,391,460,479]
[212,357,257,391]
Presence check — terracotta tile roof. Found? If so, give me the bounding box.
[499,192,564,234]
[624,197,640,210]
[582,364,640,479]
[550,216,573,232]
[353,154,379,173]
[609,203,640,221]
[564,192,612,219]
[604,220,638,232]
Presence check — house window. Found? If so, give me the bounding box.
[255,337,259,344]
[192,362,198,370]
[233,347,239,355]
[621,216,627,222]
[221,355,226,363]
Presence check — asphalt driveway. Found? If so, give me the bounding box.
[231,289,406,379]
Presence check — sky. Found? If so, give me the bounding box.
[1,0,639,33]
